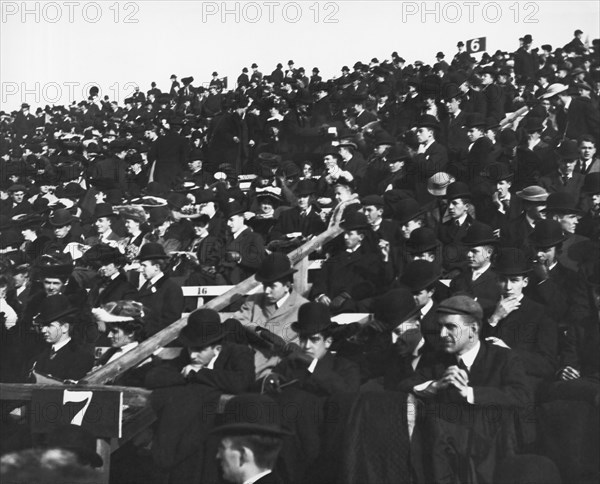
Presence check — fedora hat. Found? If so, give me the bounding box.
[539,83,568,99]
[48,208,77,227]
[395,199,426,225]
[340,211,369,231]
[528,219,566,248]
[291,302,336,336]
[516,185,548,202]
[400,260,441,292]
[462,222,498,246]
[255,253,297,284]
[179,308,224,347]
[445,181,471,200]
[493,247,531,275]
[555,140,579,161]
[544,192,583,216]
[295,179,317,196]
[373,287,419,328]
[406,227,440,253]
[166,192,189,211]
[427,172,455,196]
[581,172,600,195]
[210,393,292,437]
[93,203,117,219]
[46,424,103,468]
[136,242,170,261]
[34,294,79,326]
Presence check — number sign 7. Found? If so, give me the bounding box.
[63,390,93,426]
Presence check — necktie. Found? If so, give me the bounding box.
[140,279,151,292]
[455,219,461,227]
[500,198,510,212]
[457,358,469,375]
[562,175,569,186]
[49,347,56,360]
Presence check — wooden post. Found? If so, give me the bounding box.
[96,438,112,484]
[293,256,310,297]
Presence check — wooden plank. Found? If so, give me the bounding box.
[0,383,151,407]
[182,285,235,297]
[293,256,310,297]
[331,313,372,326]
[96,438,112,484]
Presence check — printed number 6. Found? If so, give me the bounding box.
[63,390,93,426]
[470,39,480,52]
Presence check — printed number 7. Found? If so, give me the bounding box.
[63,390,93,426]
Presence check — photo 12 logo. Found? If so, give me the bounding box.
[400,1,540,24]
[1,1,140,23]
[200,1,340,23]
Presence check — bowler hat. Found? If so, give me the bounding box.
[516,185,548,202]
[340,211,369,231]
[58,182,85,200]
[179,308,223,347]
[361,194,384,208]
[34,294,79,326]
[417,115,440,130]
[493,247,531,275]
[93,203,117,219]
[466,113,486,129]
[373,130,395,146]
[544,192,583,215]
[373,288,419,328]
[395,199,426,225]
[291,302,336,336]
[437,295,483,322]
[295,179,317,196]
[442,83,463,102]
[427,172,454,196]
[581,172,600,194]
[137,242,170,261]
[445,181,471,200]
[210,393,292,437]
[17,214,43,230]
[555,140,579,161]
[226,201,246,218]
[46,424,103,468]
[462,222,498,246]
[523,117,544,133]
[528,219,566,248]
[195,189,217,204]
[400,260,440,292]
[407,227,440,253]
[484,162,513,182]
[255,253,297,284]
[387,144,411,162]
[48,208,77,227]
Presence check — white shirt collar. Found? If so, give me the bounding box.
[275,292,290,309]
[421,139,434,151]
[472,262,491,281]
[53,337,71,353]
[100,229,114,241]
[455,213,468,226]
[207,347,221,369]
[244,470,272,484]
[107,342,139,364]
[420,299,434,317]
[232,226,247,239]
[458,340,481,369]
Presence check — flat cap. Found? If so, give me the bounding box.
[437,295,483,322]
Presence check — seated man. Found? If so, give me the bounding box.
[28,294,94,382]
[400,295,532,484]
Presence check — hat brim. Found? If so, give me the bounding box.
[178,331,224,348]
[255,267,297,284]
[427,186,449,197]
[397,209,426,226]
[209,422,292,437]
[463,238,499,247]
[407,242,440,254]
[492,266,532,276]
[36,307,79,326]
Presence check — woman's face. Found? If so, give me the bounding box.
[260,200,274,214]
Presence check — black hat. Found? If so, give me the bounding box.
[400,260,440,292]
[373,288,419,328]
[226,201,246,218]
[436,51,445,58]
[361,194,384,208]
[93,203,117,219]
[387,144,411,163]
[255,253,297,284]
[295,179,317,196]
[437,295,483,322]
[523,116,544,133]
[582,172,600,194]
[484,162,513,182]
[407,227,440,253]
[416,115,440,130]
[340,211,369,231]
[17,214,43,230]
[373,130,395,146]
[395,199,425,225]
[136,242,170,261]
[493,247,531,275]
[555,140,579,161]
[462,222,498,246]
[544,192,583,216]
[291,302,336,336]
[210,393,292,437]
[179,309,223,347]
[251,63,258,68]
[34,294,79,326]
[445,181,471,201]
[46,424,103,468]
[528,219,566,248]
[523,34,533,44]
[466,113,486,129]
[48,208,77,227]
[457,41,465,47]
[442,83,463,102]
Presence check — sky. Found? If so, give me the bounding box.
[1,0,599,110]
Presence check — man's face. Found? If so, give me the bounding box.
[13,272,28,289]
[41,321,69,345]
[263,281,289,305]
[413,289,434,308]
[467,127,483,143]
[189,160,203,172]
[446,98,460,114]
[217,437,243,483]
[40,185,56,194]
[108,326,133,348]
[98,262,119,278]
[496,180,511,198]
[297,194,311,211]
[592,194,600,207]
[535,245,557,266]
[375,144,391,155]
[401,219,423,240]
[467,246,492,270]
[559,159,576,176]
[188,345,218,366]
[416,127,433,144]
[227,214,245,234]
[525,203,546,221]
[388,160,403,173]
[448,198,468,219]
[11,191,25,204]
[363,205,382,225]
[95,217,111,234]
[323,155,339,173]
[579,141,596,161]
[498,275,528,298]
[334,186,352,204]
[53,224,71,239]
[300,333,331,360]
[21,228,36,241]
[481,73,494,86]
[439,314,476,355]
[554,213,579,233]
[200,201,216,217]
[140,260,160,280]
[43,278,64,296]
[344,230,363,250]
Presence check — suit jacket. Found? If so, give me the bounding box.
[355,109,378,128]
[270,206,326,241]
[450,266,501,313]
[341,152,367,180]
[556,97,600,141]
[221,227,266,285]
[414,141,448,180]
[576,157,600,175]
[88,272,138,307]
[273,351,360,396]
[440,111,469,163]
[539,172,584,200]
[482,296,557,379]
[233,290,308,343]
[30,340,94,381]
[481,83,505,123]
[501,213,535,248]
[136,274,184,337]
[438,214,475,266]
